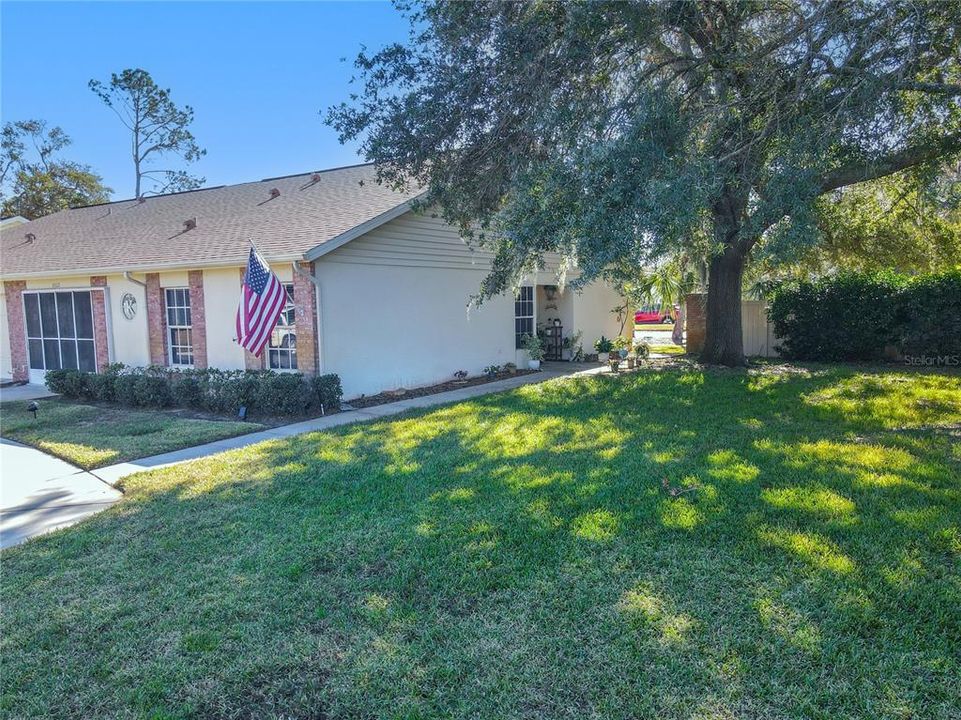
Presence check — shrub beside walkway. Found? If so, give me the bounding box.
[92,363,596,486]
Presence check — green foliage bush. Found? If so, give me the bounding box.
[257,372,311,416]
[311,374,343,409]
[901,271,961,357]
[769,269,960,361]
[85,363,124,402]
[45,369,87,399]
[43,364,343,417]
[112,373,141,407]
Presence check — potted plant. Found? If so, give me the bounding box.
[594,335,613,362]
[612,336,630,360]
[563,330,583,362]
[504,361,517,375]
[521,333,545,370]
[633,339,651,364]
[453,370,468,384]
[484,364,501,379]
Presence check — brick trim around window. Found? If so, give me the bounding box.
[89,276,111,372]
[145,273,167,366]
[3,280,28,382]
[187,270,208,369]
[293,261,319,375]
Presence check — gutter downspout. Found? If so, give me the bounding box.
[123,271,147,288]
[292,262,324,374]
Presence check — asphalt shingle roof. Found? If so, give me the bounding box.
[0,163,420,278]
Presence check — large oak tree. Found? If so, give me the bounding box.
[329,0,961,365]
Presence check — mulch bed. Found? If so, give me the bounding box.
[348,369,537,409]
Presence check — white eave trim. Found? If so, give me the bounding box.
[0,255,305,281]
[303,195,426,262]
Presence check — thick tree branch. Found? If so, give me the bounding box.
[819,133,961,192]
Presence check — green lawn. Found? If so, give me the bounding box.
[649,343,687,355]
[0,399,263,469]
[635,322,677,332]
[2,365,960,718]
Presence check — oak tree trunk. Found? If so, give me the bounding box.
[700,247,747,366]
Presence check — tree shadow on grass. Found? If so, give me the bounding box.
[1,366,959,719]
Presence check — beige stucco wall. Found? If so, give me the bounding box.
[106,275,150,366]
[25,276,93,290]
[571,279,630,349]
[314,258,516,398]
[158,271,189,288]
[203,267,247,370]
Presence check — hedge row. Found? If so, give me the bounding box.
[46,364,342,416]
[769,269,961,361]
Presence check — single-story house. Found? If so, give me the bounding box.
[0,163,627,398]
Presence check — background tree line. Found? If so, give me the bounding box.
[1,68,203,220]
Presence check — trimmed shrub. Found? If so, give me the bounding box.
[85,363,124,402]
[170,369,205,409]
[45,369,87,399]
[901,270,961,357]
[113,373,141,407]
[312,374,343,409]
[39,364,342,417]
[133,374,174,408]
[769,269,960,361]
[257,372,312,416]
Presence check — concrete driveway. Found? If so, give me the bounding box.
[0,439,121,549]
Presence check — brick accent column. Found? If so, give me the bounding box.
[685,293,707,355]
[293,261,319,376]
[187,270,208,369]
[239,268,262,370]
[146,273,167,366]
[89,276,111,372]
[3,281,28,382]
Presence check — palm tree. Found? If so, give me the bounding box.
[636,257,700,345]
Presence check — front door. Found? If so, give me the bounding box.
[23,291,97,384]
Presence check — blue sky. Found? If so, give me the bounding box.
[1,1,410,200]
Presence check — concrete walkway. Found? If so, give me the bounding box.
[93,363,599,486]
[0,438,122,549]
[1,363,600,546]
[0,383,57,402]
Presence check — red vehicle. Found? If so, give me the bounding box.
[635,306,675,324]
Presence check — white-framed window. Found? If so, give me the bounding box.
[165,288,193,366]
[514,285,534,349]
[23,291,97,373]
[268,284,297,370]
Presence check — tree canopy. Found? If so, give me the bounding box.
[329,0,961,364]
[812,166,961,273]
[90,68,205,199]
[0,119,111,220]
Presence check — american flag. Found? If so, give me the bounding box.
[235,247,286,357]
